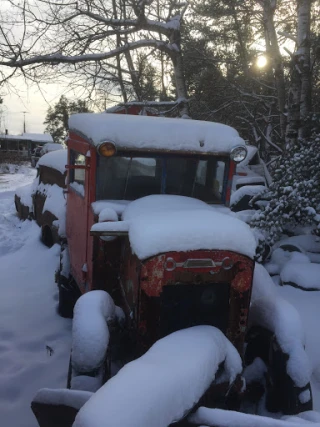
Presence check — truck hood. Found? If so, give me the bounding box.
[122,195,257,260]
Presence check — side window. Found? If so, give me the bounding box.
[70,150,86,196]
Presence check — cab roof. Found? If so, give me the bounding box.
[68,113,245,156]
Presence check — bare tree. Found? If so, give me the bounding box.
[0,0,189,116]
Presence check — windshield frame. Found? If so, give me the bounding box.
[96,152,230,205]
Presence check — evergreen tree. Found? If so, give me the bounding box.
[44,96,90,144]
[251,118,320,244]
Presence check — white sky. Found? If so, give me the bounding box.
[1,77,71,135]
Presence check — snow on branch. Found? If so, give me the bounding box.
[0,40,176,68]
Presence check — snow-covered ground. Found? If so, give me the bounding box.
[0,165,71,427]
[1,166,320,426]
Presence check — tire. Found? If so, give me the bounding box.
[245,326,313,415]
[58,277,81,318]
[41,224,54,248]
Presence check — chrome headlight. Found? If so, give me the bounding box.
[230,146,247,163]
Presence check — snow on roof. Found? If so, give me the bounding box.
[37,149,67,174]
[0,132,53,143]
[73,326,242,427]
[69,113,246,154]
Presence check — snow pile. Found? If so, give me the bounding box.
[69,113,246,154]
[37,149,67,174]
[0,182,72,427]
[265,248,310,276]
[73,326,242,427]
[281,263,320,291]
[72,291,115,374]
[0,162,31,174]
[189,407,320,427]
[251,264,311,388]
[264,246,320,291]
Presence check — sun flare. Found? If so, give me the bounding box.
[257,56,267,68]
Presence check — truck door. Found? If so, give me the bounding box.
[66,144,91,291]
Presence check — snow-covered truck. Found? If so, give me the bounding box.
[31,114,312,427]
[15,149,67,246]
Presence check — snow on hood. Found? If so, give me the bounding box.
[122,195,256,260]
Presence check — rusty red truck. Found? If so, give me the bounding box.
[30,113,312,427]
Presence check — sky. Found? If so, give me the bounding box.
[1,77,71,136]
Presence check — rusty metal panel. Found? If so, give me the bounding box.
[136,250,254,355]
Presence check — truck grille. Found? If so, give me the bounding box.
[159,283,230,338]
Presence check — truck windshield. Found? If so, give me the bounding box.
[96,156,227,204]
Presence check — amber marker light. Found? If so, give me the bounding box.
[97,141,116,157]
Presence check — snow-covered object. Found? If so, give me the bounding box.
[189,407,320,427]
[37,149,67,174]
[72,291,115,374]
[122,194,210,221]
[129,209,256,260]
[15,182,35,210]
[33,388,92,410]
[275,234,320,254]
[281,263,320,290]
[38,182,66,236]
[123,195,256,260]
[265,248,310,276]
[91,200,130,216]
[91,221,129,234]
[230,185,266,207]
[251,263,311,387]
[73,326,242,427]
[0,132,53,143]
[251,263,277,302]
[242,357,267,385]
[69,113,246,154]
[40,143,64,154]
[98,208,118,222]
